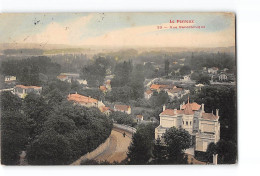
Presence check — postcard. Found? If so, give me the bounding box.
[0,12,236,165]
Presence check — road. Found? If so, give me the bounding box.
[92,128,132,163]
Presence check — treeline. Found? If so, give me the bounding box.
[3,49,44,55]
[1,90,113,165]
[189,52,236,71]
[1,56,61,86]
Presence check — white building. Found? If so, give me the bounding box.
[155,98,220,153]
[5,76,16,82]
[14,85,42,98]
[114,104,131,115]
[57,73,80,83]
[208,67,219,74]
[167,88,185,99]
[181,75,191,82]
[67,93,110,115]
[218,73,228,81]
[144,89,153,99]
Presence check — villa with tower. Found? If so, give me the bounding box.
[155,97,220,155]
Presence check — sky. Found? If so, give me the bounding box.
[0,13,235,48]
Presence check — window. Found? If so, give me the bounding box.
[190,121,192,125]
[183,121,184,125]
[194,120,196,123]
[186,121,188,125]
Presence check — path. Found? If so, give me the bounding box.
[93,129,132,163]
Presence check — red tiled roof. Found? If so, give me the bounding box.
[183,103,194,115]
[114,104,130,111]
[201,113,219,120]
[15,85,42,89]
[136,115,143,119]
[67,94,98,104]
[100,86,107,91]
[145,89,153,95]
[167,88,183,93]
[99,106,110,112]
[57,75,68,79]
[150,84,176,90]
[181,102,201,111]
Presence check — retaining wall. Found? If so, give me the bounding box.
[71,137,111,165]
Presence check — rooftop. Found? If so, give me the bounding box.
[201,113,219,120]
[67,93,98,104]
[114,104,130,111]
[145,89,153,95]
[167,88,183,93]
[15,85,42,89]
[181,102,201,111]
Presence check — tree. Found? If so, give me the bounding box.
[206,142,217,163]
[81,58,106,87]
[1,111,30,165]
[152,138,167,164]
[164,59,170,76]
[179,66,191,76]
[110,111,134,126]
[127,123,158,164]
[150,90,169,108]
[127,131,152,164]
[196,74,210,85]
[216,140,237,164]
[26,129,74,165]
[163,127,191,164]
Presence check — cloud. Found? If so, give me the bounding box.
[17,15,93,45]
[15,14,235,48]
[80,21,235,48]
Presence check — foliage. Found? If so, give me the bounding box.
[216,140,237,164]
[110,111,135,126]
[152,138,167,164]
[206,142,217,163]
[81,57,107,87]
[179,65,191,76]
[1,110,30,165]
[149,91,169,108]
[1,56,61,86]
[1,92,30,165]
[164,59,170,76]
[127,123,158,164]
[196,74,211,85]
[163,127,191,164]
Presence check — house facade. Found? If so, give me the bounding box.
[5,76,16,84]
[144,89,153,99]
[166,88,188,99]
[67,93,105,108]
[14,85,42,98]
[208,67,219,74]
[219,73,228,81]
[155,98,220,153]
[114,104,131,114]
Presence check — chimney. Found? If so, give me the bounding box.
[163,104,166,111]
[202,103,205,112]
[216,109,219,117]
[213,154,218,165]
